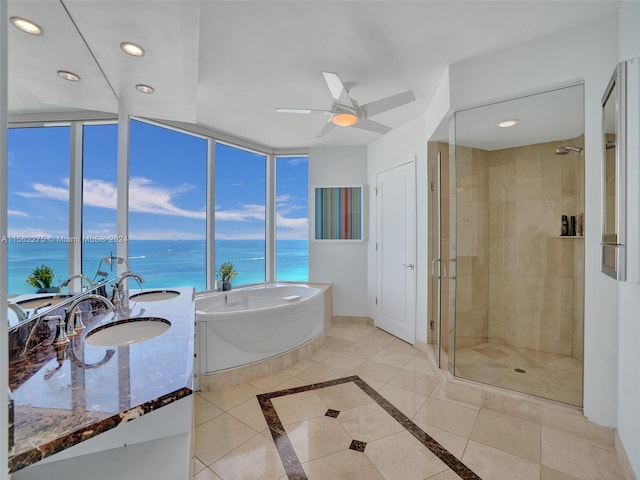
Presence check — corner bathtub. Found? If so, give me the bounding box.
[195,283,324,374]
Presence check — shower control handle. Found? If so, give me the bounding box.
[403,263,415,270]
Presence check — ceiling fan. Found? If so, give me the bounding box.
[276,72,415,137]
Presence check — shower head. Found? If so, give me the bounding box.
[555,146,584,155]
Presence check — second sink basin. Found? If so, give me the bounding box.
[129,290,180,302]
[84,317,171,346]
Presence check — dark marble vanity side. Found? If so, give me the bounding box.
[8,287,195,475]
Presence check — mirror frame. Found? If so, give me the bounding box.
[601,61,627,281]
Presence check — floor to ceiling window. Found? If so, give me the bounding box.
[6,125,70,295]
[6,118,308,300]
[128,119,208,291]
[82,123,118,281]
[214,142,267,286]
[275,155,309,281]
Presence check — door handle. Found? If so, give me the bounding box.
[430,258,448,279]
[448,258,456,280]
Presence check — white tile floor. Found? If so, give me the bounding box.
[192,323,626,480]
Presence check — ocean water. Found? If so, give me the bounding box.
[7,239,308,294]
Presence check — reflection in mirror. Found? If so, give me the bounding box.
[7,1,118,321]
[601,62,626,280]
[7,260,119,329]
[8,1,117,115]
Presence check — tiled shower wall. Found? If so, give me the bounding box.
[455,145,489,348]
[455,137,585,358]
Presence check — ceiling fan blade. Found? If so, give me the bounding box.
[322,72,355,107]
[361,90,415,118]
[317,121,336,137]
[351,118,391,134]
[276,108,332,114]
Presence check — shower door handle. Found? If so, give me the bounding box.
[430,258,447,279]
[448,258,457,280]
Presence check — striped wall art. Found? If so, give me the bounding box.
[314,186,362,240]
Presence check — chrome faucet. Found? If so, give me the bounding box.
[64,293,116,337]
[112,271,145,307]
[7,302,28,324]
[60,274,94,292]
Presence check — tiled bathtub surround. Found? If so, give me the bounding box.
[198,284,333,392]
[192,323,626,480]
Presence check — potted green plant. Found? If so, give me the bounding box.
[26,264,59,293]
[217,261,237,291]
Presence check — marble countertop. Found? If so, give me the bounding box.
[8,287,195,474]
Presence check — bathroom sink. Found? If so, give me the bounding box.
[17,294,72,310]
[84,317,171,346]
[129,290,180,302]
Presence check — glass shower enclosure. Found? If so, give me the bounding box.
[429,84,585,407]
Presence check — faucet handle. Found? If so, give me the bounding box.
[46,315,69,346]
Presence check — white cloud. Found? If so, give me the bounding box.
[215,204,265,222]
[276,213,308,239]
[19,182,68,201]
[18,177,206,219]
[83,178,117,208]
[214,231,266,240]
[129,177,205,219]
[8,210,30,217]
[286,157,308,166]
[128,230,206,240]
[276,194,292,203]
[6,227,55,238]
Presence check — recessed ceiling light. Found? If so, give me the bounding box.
[135,84,155,94]
[497,118,520,128]
[57,70,80,81]
[332,112,359,127]
[120,42,145,57]
[10,17,43,35]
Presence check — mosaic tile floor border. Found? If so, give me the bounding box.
[257,375,482,480]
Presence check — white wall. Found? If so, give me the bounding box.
[366,114,428,342]
[617,2,640,476]
[308,146,368,316]
[447,16,620,428]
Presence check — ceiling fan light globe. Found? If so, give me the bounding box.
[332,112,359,127]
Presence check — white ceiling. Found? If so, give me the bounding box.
[8,1,620,150]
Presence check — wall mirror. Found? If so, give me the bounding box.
[601,62,626,280]
[7,0,118,325]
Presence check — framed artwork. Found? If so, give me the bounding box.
[314,186,363,240]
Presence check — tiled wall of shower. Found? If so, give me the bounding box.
[455,136,585,359]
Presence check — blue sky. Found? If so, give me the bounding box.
[7,120,308,241]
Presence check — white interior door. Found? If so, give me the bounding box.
[376,161,416,344]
